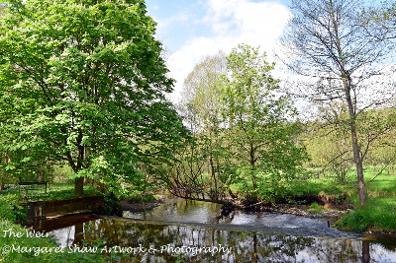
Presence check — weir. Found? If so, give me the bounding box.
[25,196,104,223]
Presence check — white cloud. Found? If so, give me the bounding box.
[165,0,292,102]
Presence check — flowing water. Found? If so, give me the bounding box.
[32,199,396,262]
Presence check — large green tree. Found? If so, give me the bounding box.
[0,0,185,196]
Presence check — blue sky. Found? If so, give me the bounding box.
[145,0,293,101]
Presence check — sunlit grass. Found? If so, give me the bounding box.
[336,197,396,232]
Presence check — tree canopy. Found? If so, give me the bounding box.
[0,0,186,196]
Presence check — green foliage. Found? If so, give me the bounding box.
[176,53,229,197]
[257,178,343,203]
[220,44,307,193]
[0,194,25,222]
[303,108,396,185]
[308,202,324,214]
[0,0,187,195]
[125,193,157,203]
[169,45,308,201]
[103,193,122,216]
[52,165,74,183]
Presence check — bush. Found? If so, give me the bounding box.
[0,194,26,223]
[254,178,344,204]
[103,193,122,216]
[308,202,324,214]
[126,193,156,203]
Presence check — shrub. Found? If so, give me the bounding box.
[0,194,26,223]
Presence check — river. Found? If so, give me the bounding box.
[32,199,396,262]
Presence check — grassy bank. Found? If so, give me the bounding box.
[334,167,396,232]
[336,197,396,232]
[298,167,396,232]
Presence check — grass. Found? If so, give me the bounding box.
[336,197,396,232]
[334,167,396,232]
[288,168,396,232]
[308,202,325,214]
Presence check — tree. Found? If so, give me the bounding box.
[370,0,396,40]
[180,52,229,199]
[0,0,183,196]
[164,46,307,203]
[282,0,395,205]
[221,44,306,195]
[164,53,230,202]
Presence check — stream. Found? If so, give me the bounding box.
[32,199,396,262]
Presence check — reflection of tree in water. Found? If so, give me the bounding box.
[303,238,360,262]
[362,240,370,263]
[293,238,395,263]
[74,219,395,262]
[240,234,315,262]
[82,219,173,246]
[73,223,84,246]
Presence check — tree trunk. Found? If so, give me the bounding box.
[350,123,366,206]
[344,79,366,206]
[252,233,258,263]
[249,143,257,192]
[75,177,84,197]
[74,223,84,246]
[75,131,85,197]
[209,154,218,200]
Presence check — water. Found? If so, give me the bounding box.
[32,199,396,262]
[122,199,348,237]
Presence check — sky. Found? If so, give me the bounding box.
[145,0,293,102]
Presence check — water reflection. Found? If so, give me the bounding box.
[122,199,348,237]
[30,199,396,262]
[34,216,395,263]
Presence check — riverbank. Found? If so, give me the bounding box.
[252,202,350,219]
[335,197,396,232]
[120,195,164,212]
[117,192,393,235]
